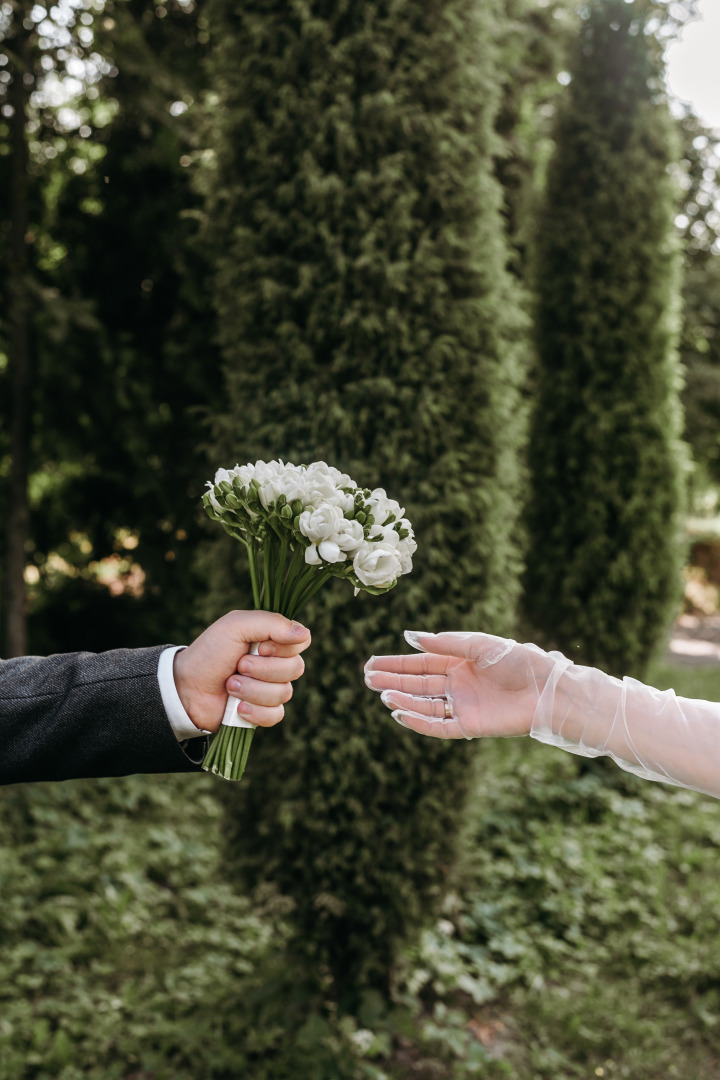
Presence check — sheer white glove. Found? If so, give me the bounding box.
[364,630,720,799]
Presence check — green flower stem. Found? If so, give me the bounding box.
[284,563,322,615]
[202,724,255,780]
[289,569,333,618]
[247,541,262,609]
[280,543,306,610]
[203,536,338,781]
[274,535,289,612]
[263,540,272,608]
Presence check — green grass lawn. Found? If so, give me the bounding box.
[651,656,720,701]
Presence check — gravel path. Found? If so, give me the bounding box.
[667,614,720,665]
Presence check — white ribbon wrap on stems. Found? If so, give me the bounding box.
[221,641,259,729]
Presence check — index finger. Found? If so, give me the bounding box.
[219,610,311,653]
[256,639,309,658]
[405,631,515,665]
[364,653,451,677]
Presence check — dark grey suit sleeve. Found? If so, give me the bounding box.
[0,645,208,785]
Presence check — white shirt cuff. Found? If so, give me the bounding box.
[157,646,210,741]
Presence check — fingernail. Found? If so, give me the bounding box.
[380,690,398,708]
[228,678,243,695]
[364,671,378,690]
[240,658,253,673]
[405,630,433,651]
[237,701,252,715]
[392,710,409,729]
[263,643,277,656]
[292,622,306,636]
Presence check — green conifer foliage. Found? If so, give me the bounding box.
[523,0,686,678]
[197,0,528,998]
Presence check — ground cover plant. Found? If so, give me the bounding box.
[2,656,720,1079]
[391,657,720,1079]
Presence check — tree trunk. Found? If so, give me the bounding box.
[2,7,32,658]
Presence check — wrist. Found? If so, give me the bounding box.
[173,648,219,732]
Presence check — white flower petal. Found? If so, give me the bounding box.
[305,544,322,565]
[318,540,346,564]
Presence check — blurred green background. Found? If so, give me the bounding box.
[3,0,720,1076]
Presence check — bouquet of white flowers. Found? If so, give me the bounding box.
[201,459,416,780]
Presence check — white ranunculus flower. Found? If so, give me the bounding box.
[214,467,233,486]
[228,464,255,489]
[304,480,341,508]
[253,459,284,487]
[298,504,345,543]
[398,536,417,575]
[258,476,289,509]
[206,482,225,515]
[309,461,353,489]
[367,488,405,527]
[318,540,346,564]
[353,542,403,588]
[366,488,389,515]
[378,525,401,548]
[328,489,355,514]
[279,479,309,506]
[331,518,365,553]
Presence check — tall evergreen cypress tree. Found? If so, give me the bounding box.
[197,0,528,1000]
[524,0,686,678]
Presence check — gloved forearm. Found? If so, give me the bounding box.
[532,660,720,798]
[366,631,720,799]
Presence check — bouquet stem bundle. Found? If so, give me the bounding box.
[201,539,331,780]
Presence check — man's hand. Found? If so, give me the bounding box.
[173,611,311,733]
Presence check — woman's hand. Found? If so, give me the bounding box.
[365,631,558,740]
[173,611,311,733]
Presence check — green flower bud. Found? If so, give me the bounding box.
[291,499,304,515]
[355,511,366,525]
[232,477,245,496]
[225,493,241,509]
[280,504,293,519]
[218,480,233,495]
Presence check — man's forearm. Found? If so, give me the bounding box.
[0,647,205,786]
